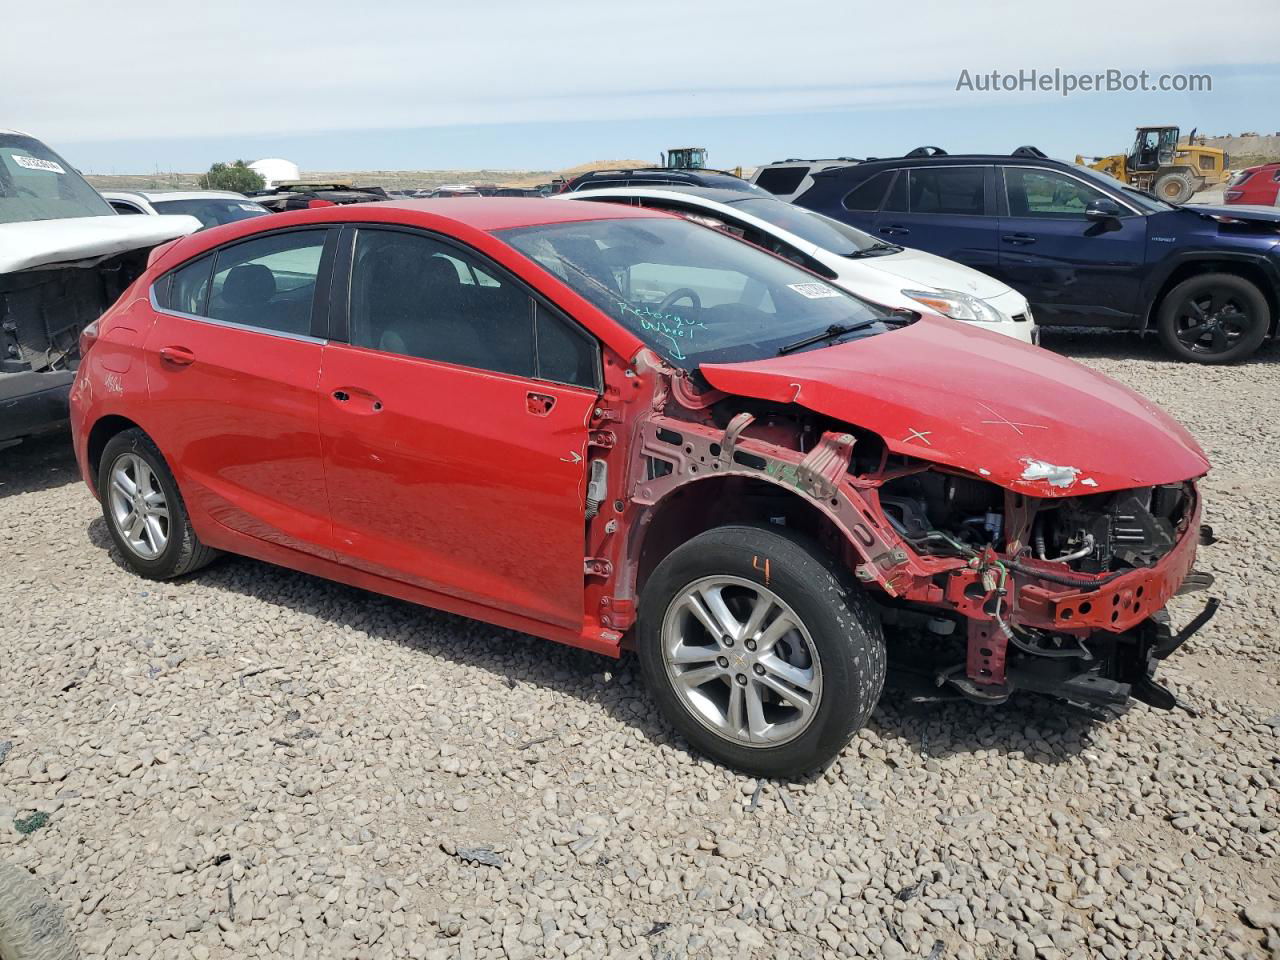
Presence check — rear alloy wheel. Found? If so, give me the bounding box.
[1157,273,1269,363]
[638,525,886,777]
[1153,171,1196,204]
[98,429,218,579]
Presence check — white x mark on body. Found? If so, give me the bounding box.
[977,402,1047,436]
[904,428,933,445]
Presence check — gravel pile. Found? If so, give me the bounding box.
[1,332,1278,960]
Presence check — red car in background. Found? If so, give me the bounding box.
[69,199,1214,776]
[1225,162,1280,205]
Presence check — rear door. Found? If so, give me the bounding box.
[871,165,1001,272]
[317,226,600,630]
[143,227,336,556]
[994,166,1147,327]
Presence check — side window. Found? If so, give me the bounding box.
[1004,168,1111,219]
[908,167,987,215]
[535,304,598,389]
[166,255,213,315]
[111,201,144,215]
[882,171,908,212]
[207,230,327,336]
[348,228,534,378]
[842,171,894,211]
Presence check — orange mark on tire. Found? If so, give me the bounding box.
[752,555,771,585]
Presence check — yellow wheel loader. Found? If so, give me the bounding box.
[1075,126,1228,204]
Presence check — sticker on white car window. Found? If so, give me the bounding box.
[12,155,65,174]
[788,282,842,300]
[237,203,260,211]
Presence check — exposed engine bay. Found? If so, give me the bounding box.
[0,249,150,444]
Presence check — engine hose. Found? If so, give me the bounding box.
[1005,558,1127,591]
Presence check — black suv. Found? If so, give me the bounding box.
[560,167,760,194]
[794,147,1280,363]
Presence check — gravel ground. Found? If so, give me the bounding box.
[2,331,1278,960]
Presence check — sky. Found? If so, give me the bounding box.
[3,0,1278,174]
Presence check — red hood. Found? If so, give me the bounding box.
[700,316,1208,497]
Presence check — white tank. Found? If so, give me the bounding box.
[248,158,300,190]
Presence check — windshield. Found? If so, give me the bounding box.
[725,197,881,254]
[0,133,114,225]
[1070,163,1172,213]
[500,217,906,367]
[150,197,271,229]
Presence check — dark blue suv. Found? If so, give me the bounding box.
[793,148,1280,363]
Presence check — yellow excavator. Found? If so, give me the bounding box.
[1075,125,1229,204]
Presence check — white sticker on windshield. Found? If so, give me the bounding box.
[12,154,65,174]
[237,203,261,211]
[788,282,842,300]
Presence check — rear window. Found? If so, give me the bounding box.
[0,133,114,224]
[150,197,270,230]
[754,166,808,196]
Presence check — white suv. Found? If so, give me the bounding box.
[751,159,860,202]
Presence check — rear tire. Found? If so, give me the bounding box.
[97,429,218,580]
[1153,171,1196,204]
[637,524,886,778]
[1156,273,1269,364]
[0,863,80,960]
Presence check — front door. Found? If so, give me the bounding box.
[318,226,601,630]
[994,166,1148,327]
[143,227,336,556]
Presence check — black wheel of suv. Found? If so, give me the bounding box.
[97,429,218,580]
[637,524,886,778]
[1156,273,1270,364]
[1152,171,1196,204]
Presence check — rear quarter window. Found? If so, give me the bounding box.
[755,166,808,196]
[842,170,895,211]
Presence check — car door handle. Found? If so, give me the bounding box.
[879,225,911,236]
[158,345,195,366]
[1001,233,1038,245]
[331,388,384,413]
[527,392,556,416]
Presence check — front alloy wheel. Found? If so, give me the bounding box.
[638,524,886,777]
[662,575,822,747]
[1157,272,1269,364]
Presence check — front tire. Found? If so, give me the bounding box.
[637,525,886,777]
[97,429,218,580]
[1153,171,1195,204]
[1156,273,1270,363]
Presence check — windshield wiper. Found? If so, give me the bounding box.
[844,242,901,258]
[777,320,878,355]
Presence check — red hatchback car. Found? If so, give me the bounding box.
[1225,162,1280,206]
[71,200,1215,775]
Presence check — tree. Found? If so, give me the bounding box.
[199,160,265,193]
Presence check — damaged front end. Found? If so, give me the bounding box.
[594,329,1215,716]
[0,250,151,445]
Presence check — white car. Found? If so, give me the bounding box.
[101,190,271,230]
[555,186,1037,343]
[1,129,200,446]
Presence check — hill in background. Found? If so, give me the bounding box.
[83,159,648,192]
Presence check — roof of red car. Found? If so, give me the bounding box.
[149,197,668,272]
[373,197,664,231]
